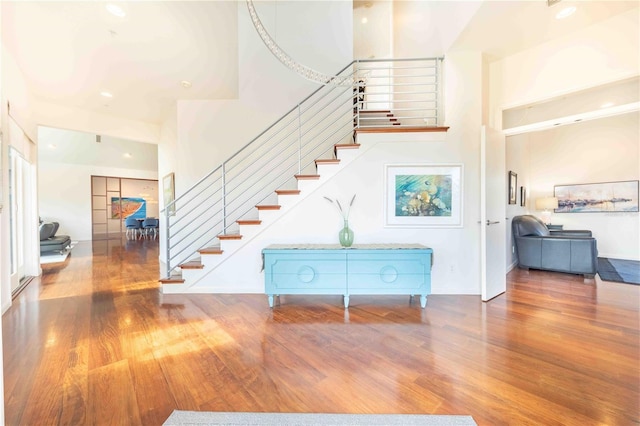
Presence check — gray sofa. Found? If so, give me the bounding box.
[512,215,598,278]
[40,222,71,255]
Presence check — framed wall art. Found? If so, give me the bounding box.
[385,164,463,228]
[508,171,517,205]
[554,180,639,213]
[520,186,526,207]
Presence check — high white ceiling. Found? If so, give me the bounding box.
[4,1,638,127]
[2,1,239,125]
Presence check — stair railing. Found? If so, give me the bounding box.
[162,57,443,276]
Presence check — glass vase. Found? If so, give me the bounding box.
[338,219,354,248]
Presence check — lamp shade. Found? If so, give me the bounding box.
[535,197,558,211]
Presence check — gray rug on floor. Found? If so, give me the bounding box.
[163,411,477,425]
[597,257,640,285]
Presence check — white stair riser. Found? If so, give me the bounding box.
[336,149,359,163]
[257,209,282,222]
[315,164,340,178]
[237,224,262,240]
[181,267,208,282]
[276,195,299,210]
[296,179,322,192]
[201,253,226,269]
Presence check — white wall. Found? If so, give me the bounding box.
[35,100,160,144]
[519,112,639,260]
[490,9,640,117]
[162,1,353,201]
[354,1,392,59]
[0,3,5,423]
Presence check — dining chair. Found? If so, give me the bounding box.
[125,216,142,238]
[142,218,159,238]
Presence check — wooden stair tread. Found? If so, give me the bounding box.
[294,174,320,180]
[315,159,340,165]
[256,205,281,210]
[198,247,223,254]
[356,126,449,134]
[359,110,391,114]
[179,261,204,269]
[159,276,185,284]
[335,143,361,150]
[275,189,301,195]
[218,234,242,240]
[237,219,262,225]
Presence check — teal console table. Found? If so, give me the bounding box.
[262,244,432,308]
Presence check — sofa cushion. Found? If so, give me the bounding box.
[39,223,55,241]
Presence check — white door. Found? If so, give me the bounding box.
[480,125,506,301]
[9,147,27,291]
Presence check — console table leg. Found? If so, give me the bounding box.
[344,295,350,308]
[268,295,274,308]
[420,295,427,308]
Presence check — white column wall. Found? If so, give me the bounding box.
[0,3,5,423]
[1,41,38,313]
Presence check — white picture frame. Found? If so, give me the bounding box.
[384,163,463,228]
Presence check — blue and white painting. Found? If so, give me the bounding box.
[395,174,452,217]
[555,181,639,213]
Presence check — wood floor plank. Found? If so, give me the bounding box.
[87,359,142,425]
[3,239,638,425]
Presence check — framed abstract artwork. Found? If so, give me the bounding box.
[554,180,639,213]
[111,197,146,219]
[385,164,463,228]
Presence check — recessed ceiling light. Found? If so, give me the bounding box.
[124,153,132,158]
[106,3,126,18]
[181,80,192,89]
[361,17,368,24]
[100,91,113,98]
[600,102,614,108]
[555,6,576,19]
[48,144,57,149]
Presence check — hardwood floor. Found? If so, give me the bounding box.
[3,239,639,425]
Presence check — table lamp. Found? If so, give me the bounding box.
[535,197,558,225]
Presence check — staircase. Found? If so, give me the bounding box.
[160,58,444,291]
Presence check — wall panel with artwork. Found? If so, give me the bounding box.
[91,176,158,240]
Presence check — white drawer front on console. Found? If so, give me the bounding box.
[265,253,346,291]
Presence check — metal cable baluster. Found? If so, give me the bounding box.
[222,162,227,234]
[298,104,302,174]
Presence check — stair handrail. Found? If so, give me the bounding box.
[161,57,443,276]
